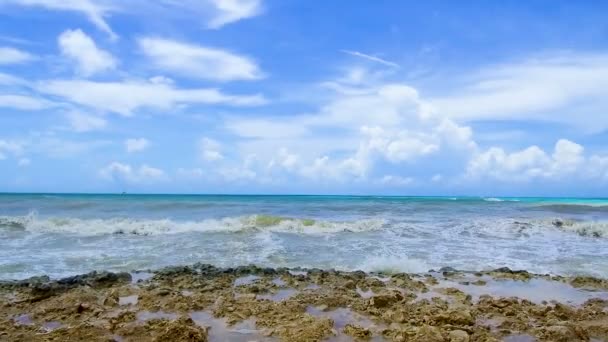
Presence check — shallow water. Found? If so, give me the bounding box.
[189,311,272,341]
[1,194,608,279]
[419,273,608,306]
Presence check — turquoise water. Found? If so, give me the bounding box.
[1,194,607,279]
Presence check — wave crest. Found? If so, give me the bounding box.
[0,213,386,236]
[551,219,608,238]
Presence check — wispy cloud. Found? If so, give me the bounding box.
[207,0,263,29]
[37,79,267,116]
[0,46,35,64]
[430,52,608,131]
[138,37,263,82]
[341,49,400,68]
[3,0,118,40]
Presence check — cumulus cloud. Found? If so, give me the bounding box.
[466,139,592,182]
[66,111,107,132]
[199,137,223,161]
[58,29,117,76]
[0,46,34,64]
[221,73,476,184]
[125,138,149,153]
[37,79,267,116]
[139,37,263,82]
[99,162,166,182]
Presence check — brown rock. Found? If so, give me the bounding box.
[414,325,445,341]
[448,329,469,342]
[369,291,403,308]
[343,324,372,340]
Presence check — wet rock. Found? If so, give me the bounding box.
[57,271,132,288]
[343,324,372,340]
[570,276,608,290]
[343,280,357,289]
[537,324,587,342]
[433,308,474,326]
[76,303,89,313]
[156,288,172,296]
[448,329,469,342]
[369,291,404,308]
[156,266,194,277]
[154,317,208,342]
[414,325,445,341]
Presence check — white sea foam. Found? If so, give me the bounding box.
[0,213,386,236]
[358,255,430,274]
[554,220,608,238]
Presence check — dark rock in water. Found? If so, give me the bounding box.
[261,267,277,275]
[439,266,458,273]
[156,265,194,277]
[492,267,529,275]
[56,271,132,287]
[552,219,564,227]
[351,270,367,279]
[368,291,404,308]
[192,263,222,276]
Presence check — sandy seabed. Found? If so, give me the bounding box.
[1,264,608,341]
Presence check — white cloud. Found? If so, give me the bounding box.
[0,140,23,160]
[219,72,476,184]
[139,37,263,82]
[360,126,439,163]
[0,46,34,64]
[431,53,608,130]
[0,72,29,86]
[139,164,164,178]
[341,50,400,68]
[66,111,107,132]
[268,147,298,171]
[30,137,110,158]
[206,0,262,29]
[37,79,267,116]
[3,0,263,40]
[99,162,166,182]
[58,29,116,76]
[466,139,590,182]
[125,138,149,153]
[199,137,223,161]
[4,0,118,40]
[226,119,308,139]
[376,175,414,186]
[0,94,53,111]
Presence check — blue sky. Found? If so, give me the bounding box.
[1,0,608,196]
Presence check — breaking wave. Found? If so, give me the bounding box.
[550,219,608,238]
[0,213,386,236]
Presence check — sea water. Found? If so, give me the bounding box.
[1,194,607,280]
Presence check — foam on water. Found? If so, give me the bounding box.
[2,194,608,280]
[0,213,386,236]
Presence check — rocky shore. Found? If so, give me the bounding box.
[1,264,608,341]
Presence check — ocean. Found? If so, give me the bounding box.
[1,193,607,280]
